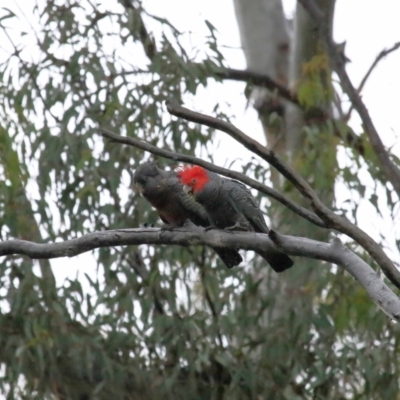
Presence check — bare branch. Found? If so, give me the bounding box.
[345,41,400,120]
[165,102,400,290]
[358,42,400,95]
[208,66,365,156]
[165,101,320,201]
[121,0,156,60]
[219,68,362,154]
[1,227,399,320]
[216,67,299,105]
[99,128,326,228]
[298,0,400,198]
[269,231,400,321]
[119,64,365,155]
[200,263,224,347]
[0,227,285,260]
[125,250,166,315]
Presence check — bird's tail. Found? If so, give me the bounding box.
[212,247,243,269]
[257,249,293,273]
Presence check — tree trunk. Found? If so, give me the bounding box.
[233,0,337,320]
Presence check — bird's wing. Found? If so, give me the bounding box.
[179,191,211,226]
[224,179,269,233]
[167,172,211,227]
[159,215,170,225]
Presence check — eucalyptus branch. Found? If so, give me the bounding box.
[269,232,400,321]
[200,262,224,347]
[0,227,283,260]
[166,101,320,200]
[345,41,400,120]
[357,41,400,96]
[99,128,326,227]
[165,102,400,290]
[216,67,299,105]
[217,67,364,154]
[125,250,166,315]
[121,0,156,60]
[1,227,399,320]
[298,0,400,198]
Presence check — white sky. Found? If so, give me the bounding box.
[1,0,400,280]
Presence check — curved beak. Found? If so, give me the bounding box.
[183,184,193,195]
[135,182,144,194]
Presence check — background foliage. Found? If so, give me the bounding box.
[0,1,399,398]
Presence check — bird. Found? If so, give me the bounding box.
[178,165,293,273]
[133,162,243,268]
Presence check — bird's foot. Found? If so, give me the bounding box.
[224,222,248,232]
[161,223,180,231]
[204,225,218,232]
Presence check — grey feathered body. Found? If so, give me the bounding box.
[194,171,293,273]
[134,162,242,268]
[134,163,209,226]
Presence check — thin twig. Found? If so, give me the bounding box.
[358,41,400,96]
[345,41,400,120]
[121,0,156,60]
[199,253,224,348]
[216,67,299,105]
[125,250,166,315]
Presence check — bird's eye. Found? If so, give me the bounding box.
[191,178,197,185]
